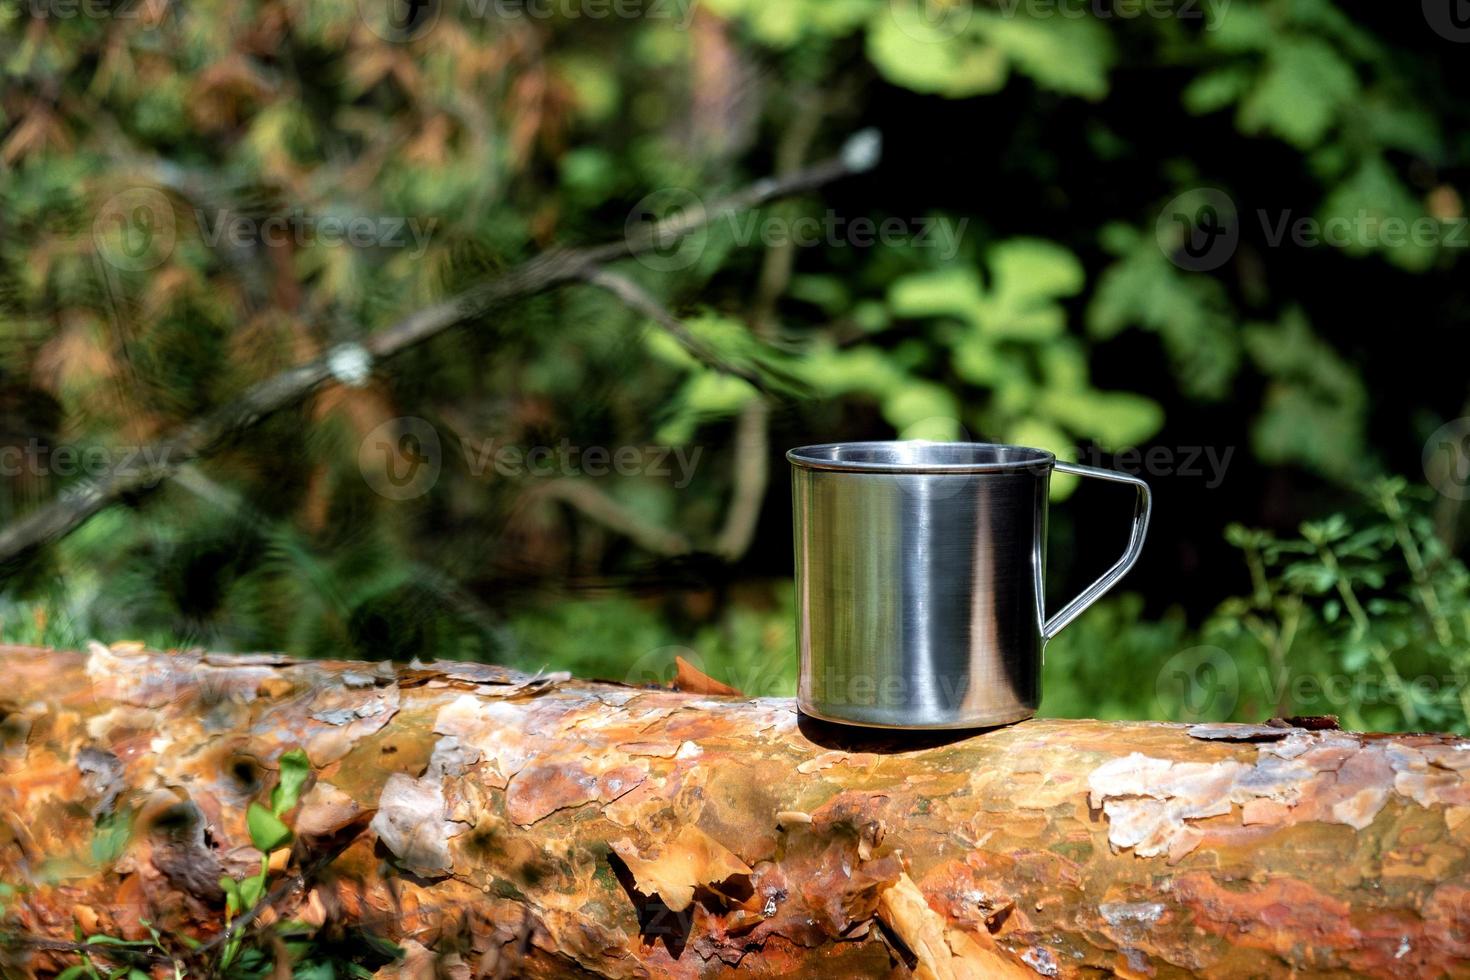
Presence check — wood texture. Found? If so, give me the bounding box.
[3,643,1470,977]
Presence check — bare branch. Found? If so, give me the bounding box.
[0,131,880,567]
[713,93,828,562]
[536,479,692,557]
[579,268,773,393]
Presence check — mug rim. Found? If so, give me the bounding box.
[787,441,1056,474]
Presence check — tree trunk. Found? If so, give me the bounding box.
[3,643,1469,978]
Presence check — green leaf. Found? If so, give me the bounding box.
[219,876,240,916]
[1244,311,1367,480]
[1181,65,1254,116]
[1317,157,1436,272]
[1037,389,1164,449]
[246,802,293,854]
[91,810,134,866]
[974,7,1114,100]
[866,11,1008,98]
[1342,644,1372,671]
[888,266,984,322]
[1237,38,1357,149]
[239,871,266,909]
[271,748,311,816]
[1086,236,1241,399]
[880,382,961,436]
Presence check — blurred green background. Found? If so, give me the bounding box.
[2,0,1469,732]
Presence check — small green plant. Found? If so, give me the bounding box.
[5,747,403,979]
[1206,479,1470,733]
[216,747,311,971]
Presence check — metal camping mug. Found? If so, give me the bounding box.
[789,442,1151,729]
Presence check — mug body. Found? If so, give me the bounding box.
[790,442,1052,729]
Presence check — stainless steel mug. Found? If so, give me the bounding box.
[789,442,1151,729]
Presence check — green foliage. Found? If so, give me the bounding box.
[245,803,292,855]
[29,744,403,977]
[1052,482,1470,733]
[0,0,1465,738]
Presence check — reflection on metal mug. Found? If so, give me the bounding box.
[790,442,1151,729]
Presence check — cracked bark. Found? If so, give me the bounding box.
[3,643,1470,978]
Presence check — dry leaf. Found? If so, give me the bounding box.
[611,825,751,912]
[673,656,745,697]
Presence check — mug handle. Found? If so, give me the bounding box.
[1041,461,1153,641]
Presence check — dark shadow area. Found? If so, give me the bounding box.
[608,851,693,959]
[795,711,1014,753]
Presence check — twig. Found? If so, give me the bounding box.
[537,479,692,557]
[579,268,773,393]
[0,130,880,567]
[0,933,173,969]
[188,849,340,967]
[713,93,829,561]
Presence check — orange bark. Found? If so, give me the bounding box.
[2,643,1469,977]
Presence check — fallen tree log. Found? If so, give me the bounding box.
[2,643,1470,978]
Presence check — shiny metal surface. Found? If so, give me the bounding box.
[790,442,1151,729]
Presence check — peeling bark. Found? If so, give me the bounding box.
[3,643,1470,977]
